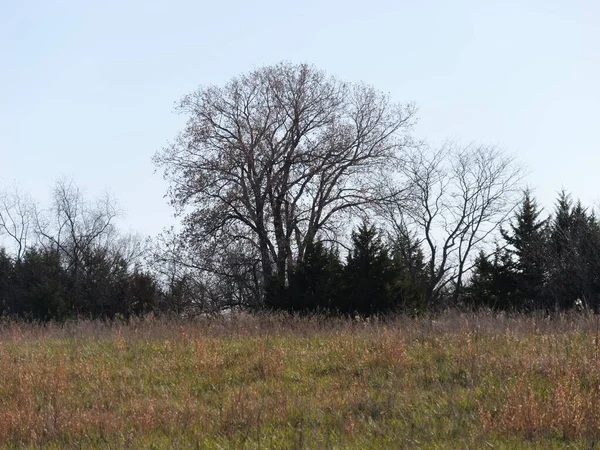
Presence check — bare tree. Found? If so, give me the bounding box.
[0,186,34,262]
[34,179,120,276]
[384,143,523,305]
[149,227,257,313]
[154,62,416,304]
[110,232,150,270]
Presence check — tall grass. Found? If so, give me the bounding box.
[1,311,600,448]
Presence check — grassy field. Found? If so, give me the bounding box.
[2,312,600,449]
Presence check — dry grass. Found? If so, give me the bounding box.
[2,311,600,448]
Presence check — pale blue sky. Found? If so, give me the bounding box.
[1,0,598,237]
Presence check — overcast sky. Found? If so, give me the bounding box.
[1,0,598,238]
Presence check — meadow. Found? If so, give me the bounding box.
[2,312,600,449]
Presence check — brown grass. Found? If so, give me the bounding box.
[1,311,600,448]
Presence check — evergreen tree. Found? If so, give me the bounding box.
[466,246,518,310]
[283,241,343,313]
[15,248,69,320]
[550,190,572,257]
[546,194,600,310]
[389,228,428,314]
[0,248,14,315]
[575,210,600,310]
[342,222,395,316]
[466,250,495,308]
[500,189,548,308]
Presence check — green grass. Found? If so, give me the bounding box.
[2,312,600,448]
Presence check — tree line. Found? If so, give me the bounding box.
[0,181,174,320]
[275,188,600,315]
[468,190,600,312]
[1,62,596,320]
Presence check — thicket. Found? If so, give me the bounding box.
[3,188,598,320]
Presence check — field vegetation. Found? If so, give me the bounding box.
[2,311,600,449]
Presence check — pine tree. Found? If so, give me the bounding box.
[284,241,343,313]
[0,248,14,315]
[547,194,600,310]
[15,248,68,320]
[550,190,573,258]
[389,228,428,314]
[500,189,548,308]
[467,250,496,309]
[342,222,395,316]
[467,246,518,310]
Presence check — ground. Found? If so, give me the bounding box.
[1,312,600,449]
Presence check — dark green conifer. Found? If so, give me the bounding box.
[342,222,395,316]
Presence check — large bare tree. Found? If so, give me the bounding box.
[154,62,416,301]
[384,143,523,305]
